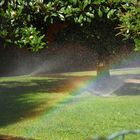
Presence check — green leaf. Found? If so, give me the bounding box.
[98,8,103,17]
[69,0,78,5]
[83,0,90,10]
[86,12,94,18]
[44,15,48,22]
[58,13,65,21]
[107,9,116,19]
[86,17,91,22]
[78,14,83,23]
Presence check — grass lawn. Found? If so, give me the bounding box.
[0,68,140,140]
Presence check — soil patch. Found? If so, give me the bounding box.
[0,135,34,140]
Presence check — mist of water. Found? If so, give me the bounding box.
[5,43,96,76]
[81,71,136,97]
[2,42,139,98]
[28,51,140,97]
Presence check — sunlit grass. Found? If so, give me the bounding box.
[0,95,140,140]
[110,67,140,75]
[61,70,97,77]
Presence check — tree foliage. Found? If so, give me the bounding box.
[0,0,139,51]
[118,1,140,51]
[0,0,47,51]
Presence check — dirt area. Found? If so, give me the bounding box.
[0,135,34,140]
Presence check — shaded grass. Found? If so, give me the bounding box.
[0,69,139,140]
[0,75,91,127]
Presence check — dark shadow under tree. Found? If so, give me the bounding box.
[55,18,132,80]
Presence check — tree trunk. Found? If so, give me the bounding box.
[96,58,110,80]
[92,58,111,95]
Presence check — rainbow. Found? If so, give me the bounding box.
[23,53,139,138]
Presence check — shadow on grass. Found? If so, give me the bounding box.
[113,74,140,96]
[0,75,90,127]
[0,73,139,127]
[115,83,140,96]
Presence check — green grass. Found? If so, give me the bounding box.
[0,69,140,140]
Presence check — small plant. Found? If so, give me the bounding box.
[14,25,46,52]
